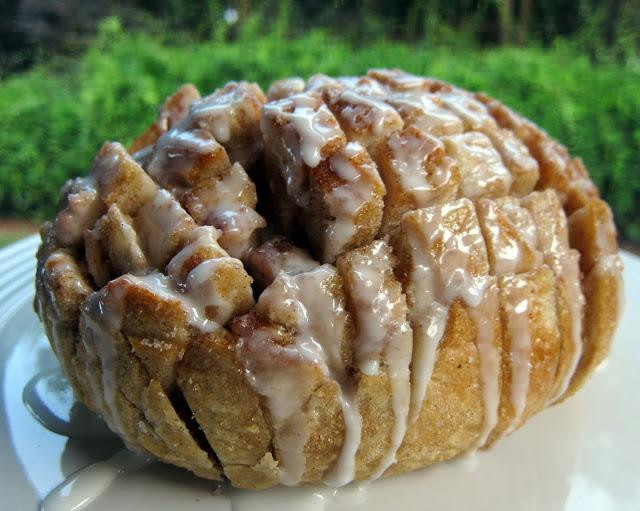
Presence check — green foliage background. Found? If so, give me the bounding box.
[1,16,639,242]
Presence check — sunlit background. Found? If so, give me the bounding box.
[0,0,638,249]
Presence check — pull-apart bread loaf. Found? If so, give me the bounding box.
[35,69,623,489]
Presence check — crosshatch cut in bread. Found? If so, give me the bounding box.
[35,69,624,489]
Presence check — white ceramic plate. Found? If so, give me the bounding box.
[1,235,639,511]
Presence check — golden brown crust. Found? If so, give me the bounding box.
[129,84,201,154]
[35,70,622,489]
[374,125,460,233]
[564,254,623,398]
[392,301,485,472]
[176,328,277,488]
[568,198,618,272]
[487,266,561,445]
[35,231,94,405]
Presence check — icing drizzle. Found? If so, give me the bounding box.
[263,93,344,170]
[344,241,412,480]
[501,275,532,435]
[403,199,490,422]
[236,266,362,486]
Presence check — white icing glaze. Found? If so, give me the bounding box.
[438,91,494,131]
[135,189,193,267]
[147,126,222,184]
[339,76,388,97]
[404,200,490,422]
[53,177,102,246]
[350,254,391,374]
[93,143,126,184]
[468,280,501,448]
[180,162,265,259]
[185,256,248,324]
[41,252,93,388]
[206,206,265,260]
[523,192,585,404]
[187,82,262,148]
[345,241,411,480]
[82,286,129,438]
[370,332,410,480]
[334,76,359,89]
[499,199,539,250]
[215,162,252,201]
[478,198,543,275]
[248,237,319,287]
[385,93,464,136]
[78,214,249,433]
[184,170,244,223]
[597,253,624,277]
[388,129,440,192]
[155,125,221,155]
[267,252,318,279]
[144,82,264,172]
[238,325,316,486]
[141,85,264,254]
[268,77,305,100]
[45,252,90,298]
[347,241,407,375]
[306,74,342,92]
[546,247,585,403]
[166,225,222,278]
[482,126,539,181]
[323,143,383,261]
[502,275,532,435]
[324,381,362,488]
[262,92,344,169]
[335,89,402,135]
[156,84,200,132]
[406,279,448,424]
[441,132,513,199]
[130,271,224,333]
[83,262,243,427]
[132,143,155,167]
[190,95,233,143]
[237,266,362,486]
[387,128,457,206]
[129,272,209,329]
[41,449,154,511]
[23,367,116,439]
[367,69,431,92]
[130,84,200,160]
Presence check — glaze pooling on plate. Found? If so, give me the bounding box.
[33,68,624,491]
[42,449,154,511]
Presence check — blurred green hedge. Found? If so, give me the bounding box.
[1,17,639,242]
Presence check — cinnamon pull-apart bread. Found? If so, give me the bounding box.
[35,69,624,489]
